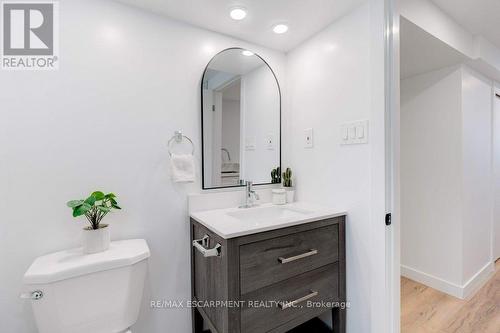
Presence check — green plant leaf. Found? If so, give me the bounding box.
[67,200,84,208]
[105,193,116,199]
[109,198,118,205]
[73,203,92,217]
[91,191,105,200]
[97,206,111,213]
[112,204,122,210]
[84,195,96,206]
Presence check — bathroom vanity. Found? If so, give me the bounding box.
[194,48,345,332]
[190,204,346,333]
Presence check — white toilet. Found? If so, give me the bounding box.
[23,239,150,333]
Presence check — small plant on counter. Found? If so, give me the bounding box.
[281,168,295,203]
[67,191,121,230]
[282,168,293,187]
[271,166,281,184]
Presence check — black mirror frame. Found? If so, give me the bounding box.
[200,47,282,190]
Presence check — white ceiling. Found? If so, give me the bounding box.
[432,0,500,49]
[401,17,467,79]
[115,0,366,52]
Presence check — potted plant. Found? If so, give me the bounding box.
[67,191,121,254]
[271,166,281,184]
[282,167,295,203]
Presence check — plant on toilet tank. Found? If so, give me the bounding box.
[67,191,121,254]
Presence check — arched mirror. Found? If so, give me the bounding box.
[201,48,281,189]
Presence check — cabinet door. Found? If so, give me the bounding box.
[240,263,340,333]
[240,225,339,294]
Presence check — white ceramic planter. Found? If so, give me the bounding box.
[272,189,287,205]
[82,224,110,254]
[285,188,295,203]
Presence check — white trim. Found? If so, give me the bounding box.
[386,0,400,332]
[491,83,496,264]
[370,0,393,331]
[401,262,495,299]
[401,265,463,298]
[494,84,500,261]
[462,262,495,299]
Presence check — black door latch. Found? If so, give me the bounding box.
[385,213,392,226]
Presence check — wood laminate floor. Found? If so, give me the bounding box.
[401,260,500,333]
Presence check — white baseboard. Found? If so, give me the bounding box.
[401,265,463,298]
[401,262,495,299]
[462,262,495,299]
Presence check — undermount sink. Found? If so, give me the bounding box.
[227,205,312,222]
[190,202,346,239]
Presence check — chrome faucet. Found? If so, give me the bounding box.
[240,181,260,208]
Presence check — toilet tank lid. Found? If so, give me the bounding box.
[23,239,150,284]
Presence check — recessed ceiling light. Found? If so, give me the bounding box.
[272,24,289,34]
[242,50,254,56]
[230,7,247,20]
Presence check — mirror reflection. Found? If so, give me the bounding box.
[201,48,281,189]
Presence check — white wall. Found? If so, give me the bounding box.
[401,65,495,298]
[287,4,372,332]
[460,68,493,284]
[221,99,241,164]
[0,1,286,332]
[241,65,281,183]
[401,67,464,285]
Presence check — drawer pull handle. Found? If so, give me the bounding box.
[278,249,318,264]
[193,235,221,258]
[279,290,319,310]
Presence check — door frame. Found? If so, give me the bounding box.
[369,0,400,331]
[381,0,401,331]
[494,86,500,261]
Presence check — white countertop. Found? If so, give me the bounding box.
[189,202,346,239]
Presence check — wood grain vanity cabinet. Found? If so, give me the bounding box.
[190,216,346,333]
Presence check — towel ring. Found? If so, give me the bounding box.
[168,131,195,157]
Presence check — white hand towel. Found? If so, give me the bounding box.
[170,154,195,183]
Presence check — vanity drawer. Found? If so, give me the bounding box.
[240,224,339,294]
[240,263,339,333]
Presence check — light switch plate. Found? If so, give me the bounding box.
[304,128,313,148]
[341,120,368,145]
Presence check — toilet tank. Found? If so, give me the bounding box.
[23,239,150,333]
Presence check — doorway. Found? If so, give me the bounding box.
[396,9,500,333]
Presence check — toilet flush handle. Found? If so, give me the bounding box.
[20,290,43,300]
